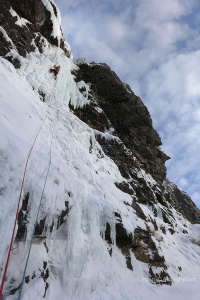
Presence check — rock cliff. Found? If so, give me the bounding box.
[0,1,200,299]
[0,0,71,68]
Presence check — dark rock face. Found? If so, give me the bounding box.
[16,193,30,240]
[115,217,133,271]
[163,180,200,224]
[74,62,169,185]
[56,201,70,229]
[133,228,172,285]
[132,227,172,285]
[0,0,70,66]
[133,228,162,265]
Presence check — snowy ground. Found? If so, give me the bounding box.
[0,44,200,300]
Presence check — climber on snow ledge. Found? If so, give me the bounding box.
[49,65,60,80]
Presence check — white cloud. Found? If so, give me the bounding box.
[107,19,130,42]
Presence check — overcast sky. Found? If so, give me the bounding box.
[54,0,200,208]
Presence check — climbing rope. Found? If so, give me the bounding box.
[0,111,48,300]
[17,112,57,300]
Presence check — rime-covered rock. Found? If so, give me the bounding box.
[73,61,170,185]
[0,0,71,68]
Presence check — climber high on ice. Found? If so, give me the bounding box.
[49,65,60,79]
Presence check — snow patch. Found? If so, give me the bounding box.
[0,26,15,48]
[9,8,31,27]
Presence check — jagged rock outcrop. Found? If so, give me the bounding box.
[163,180,200,224]
[0,0,70,68]
[73,61,170,185]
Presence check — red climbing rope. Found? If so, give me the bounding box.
[0,113,48,300]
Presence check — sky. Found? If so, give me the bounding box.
[54,0,200,208]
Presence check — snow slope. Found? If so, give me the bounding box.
[0,42,200,300]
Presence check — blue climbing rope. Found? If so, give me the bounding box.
[0,111,49,300]
[17,112,57,300]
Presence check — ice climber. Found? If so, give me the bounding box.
[49,65,60,79]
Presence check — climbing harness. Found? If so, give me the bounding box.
[0,111,48,300]
[17,112,57,300]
